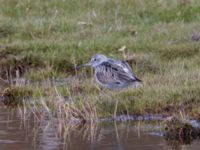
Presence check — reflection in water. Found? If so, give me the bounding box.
[0,104,200,150]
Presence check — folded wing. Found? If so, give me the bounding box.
[95,61,139,86]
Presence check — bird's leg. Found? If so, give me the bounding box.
[95,84,102,91]
[95,84,114,98]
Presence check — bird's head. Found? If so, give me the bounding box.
[76,54,107,69]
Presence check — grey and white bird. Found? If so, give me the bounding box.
[76,54,142,89]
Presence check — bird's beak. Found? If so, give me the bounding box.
[75,62,91,70]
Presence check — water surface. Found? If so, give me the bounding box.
[0,104,200,150]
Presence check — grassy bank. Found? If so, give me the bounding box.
[0,0,200,121]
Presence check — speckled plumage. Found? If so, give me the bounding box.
[76,54,142,89]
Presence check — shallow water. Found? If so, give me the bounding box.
[0,104,200,150]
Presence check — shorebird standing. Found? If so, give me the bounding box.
[76,54,142,89]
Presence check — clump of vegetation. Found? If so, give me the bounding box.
[163,115,200,144]
[1,86,33,106]
[159,43,200,60]
[0,46,45,78]
[0,23,15,38]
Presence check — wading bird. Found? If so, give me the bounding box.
[76,54,142,89]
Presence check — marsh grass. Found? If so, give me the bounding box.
[0,0,200,122]
[163,112,200,144]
